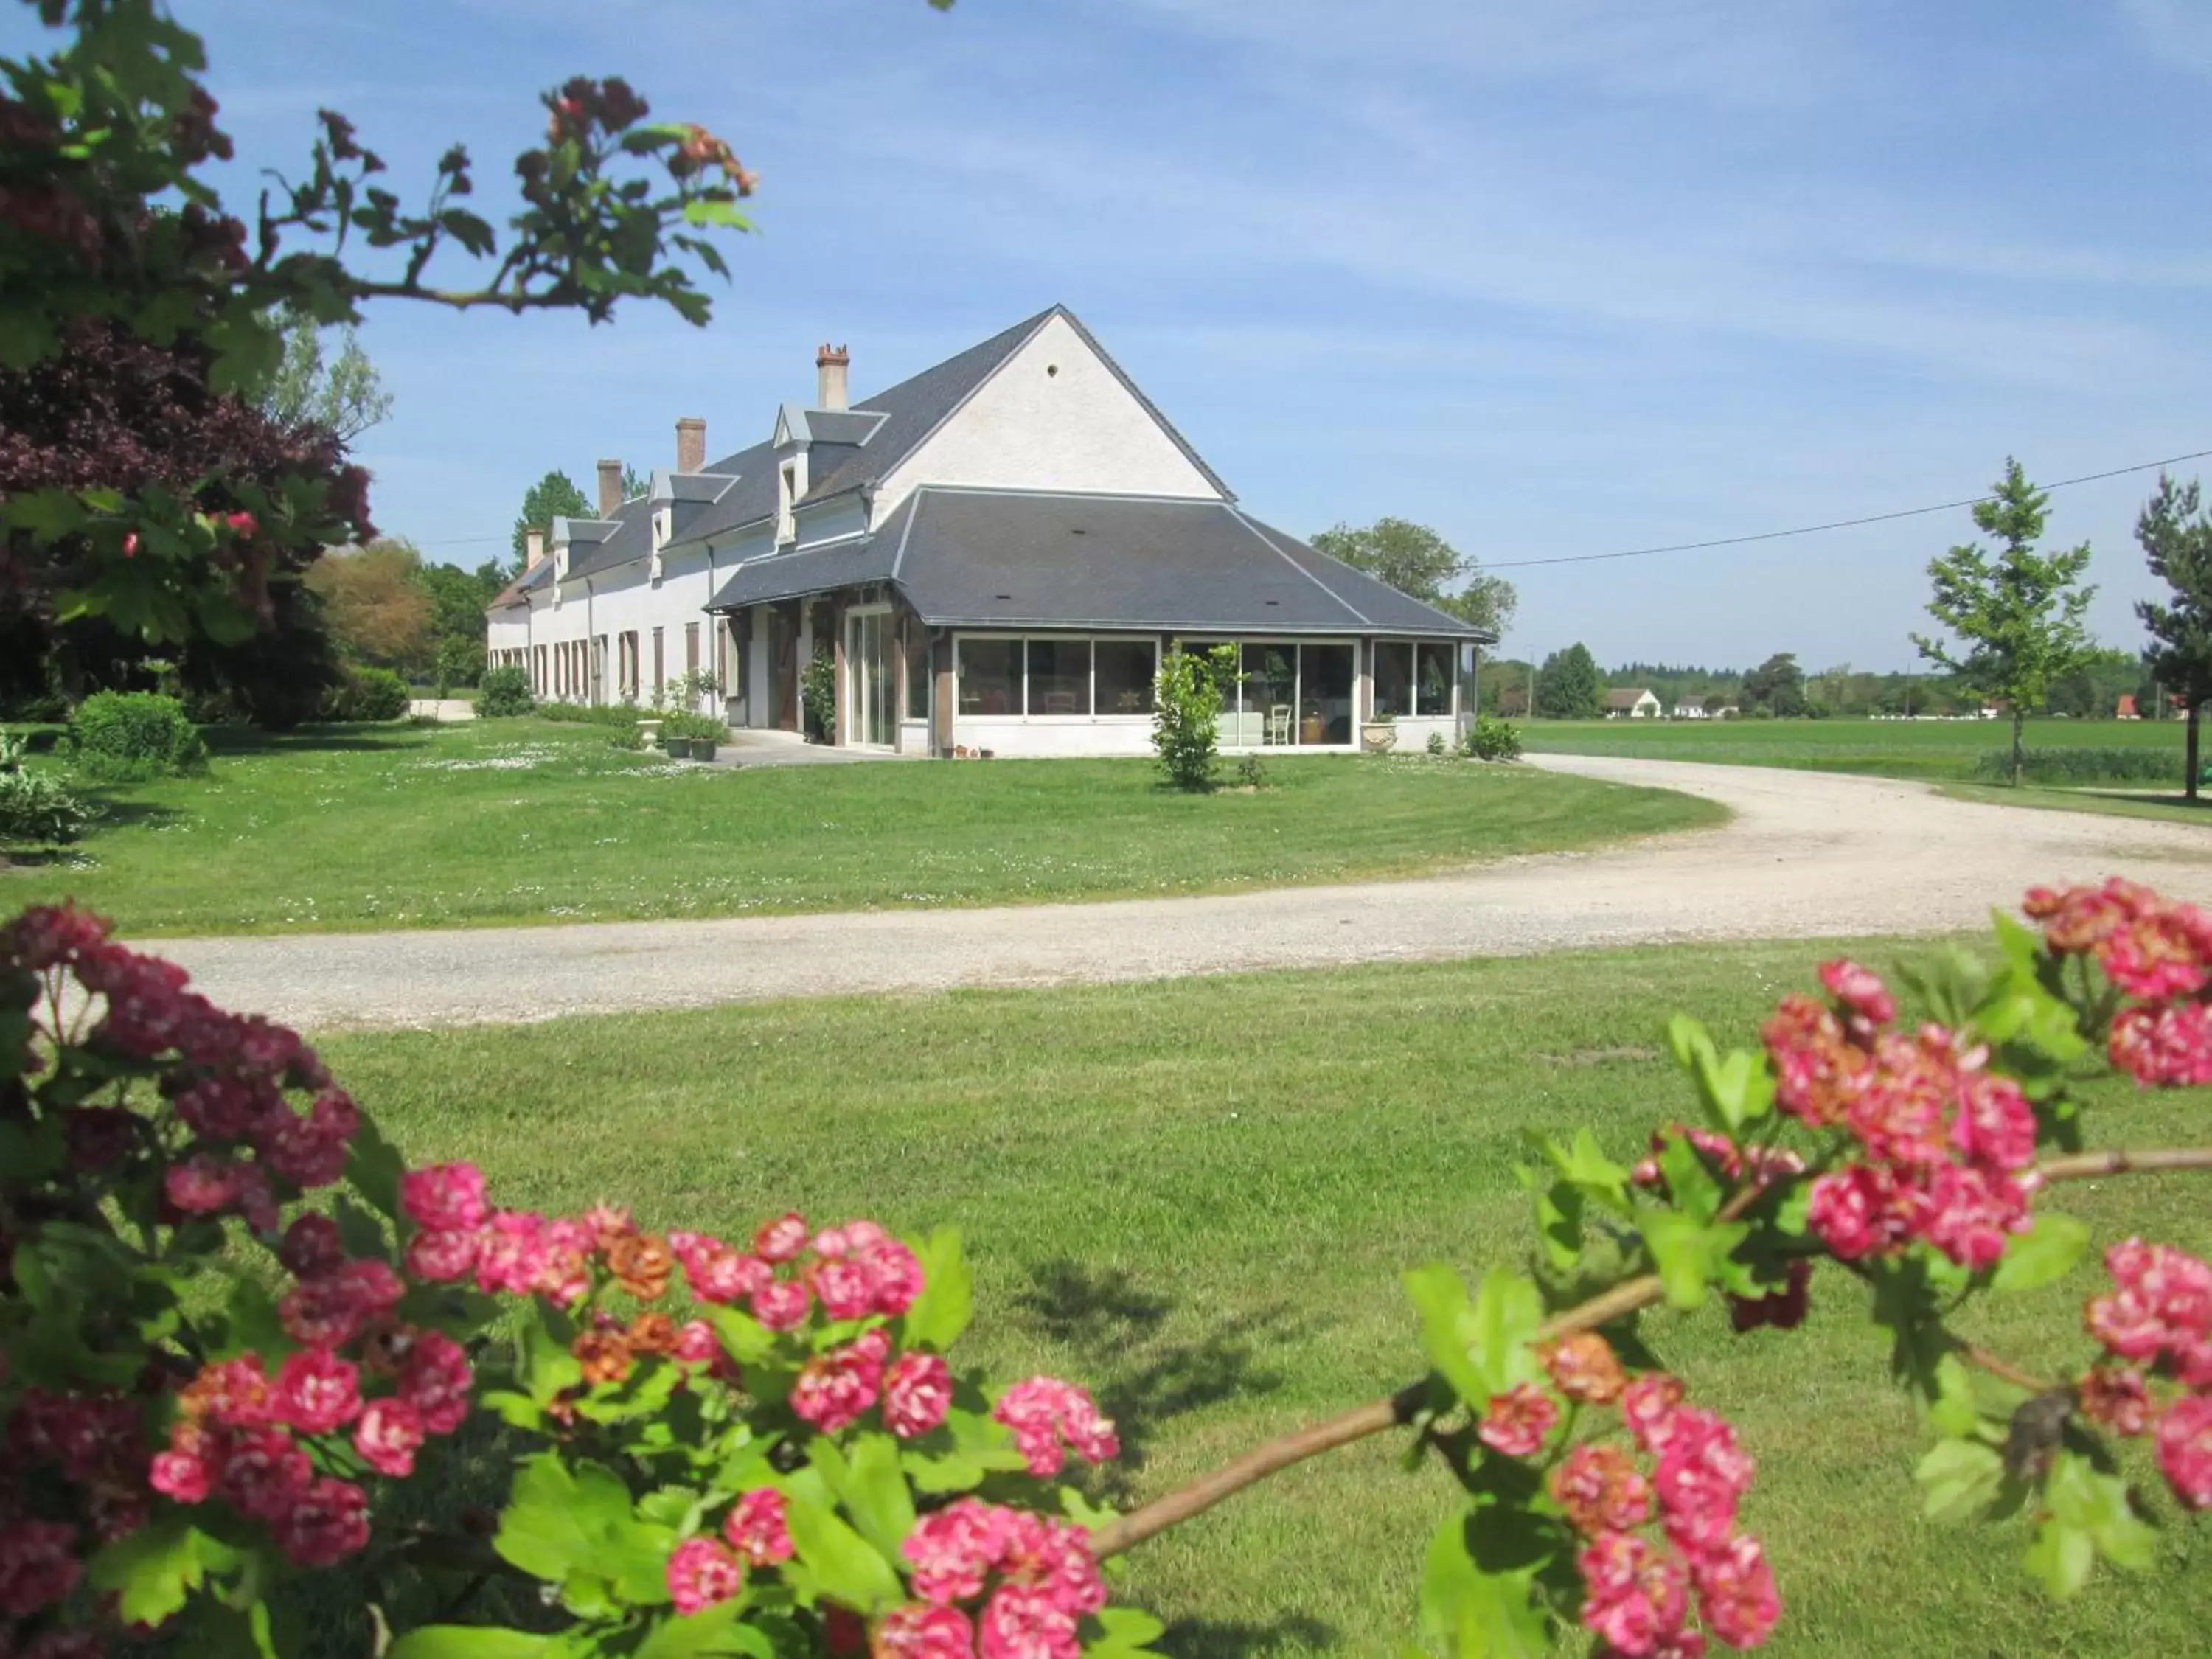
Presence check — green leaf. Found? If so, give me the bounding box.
[2023,1516,2096,1599]
[494,1456,598,1583]
[707,1306,777,1368]
[1991,1213,2090,1295]
[636,1599,772,1659]
[1926,1354,1982,1439]
[1638,1210,1746,1312]
[1085,1606,1169,1658]
[1655,1134,1725,1224]
[522,1314,585,1406]
[1419,1513,1548,1658]
[344,1114,406,1220]
[1403,1263,1489,1408]
[1915,1438,2004,1523]
[493,1455,666,1600]
[218,1276,293,1362]
[333,1196,387,1260]
[2043,1450,2157,1579]
[785,1496,902,1615]
[87,1517,232,1627]
[385,1630,555,1659]
[1467,1267,1545,1396]
[898,1228,973,1352]
[838,1433,917,1565]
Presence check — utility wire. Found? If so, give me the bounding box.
[1484,446,2212,572]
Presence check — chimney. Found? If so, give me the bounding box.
[525,527,545,570]
[816,343,849,412]
[675,417,706,474]
[597,458,623,518]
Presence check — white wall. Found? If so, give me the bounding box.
[952,716,1155,758]
[873,313,1222,518]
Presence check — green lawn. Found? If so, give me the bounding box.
[316,939,2208,1658]
[1520,715,2187,782]
[6,720,1719,936]
[1938,782,2212,828]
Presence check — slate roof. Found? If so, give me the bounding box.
[488,557,553,610]
[1604,687,1658,709]
[706,487,1489,640]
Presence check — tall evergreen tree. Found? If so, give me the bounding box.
[511,470,593,569]
[1534,643,1603,719]
[1911,459,2096,786]
[2135,473,2212,801]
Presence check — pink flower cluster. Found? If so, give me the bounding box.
[2024,881,2212,1086]
[1542,1352,1778,1657]
[664,1487,796,1613]
[658,1215,922,1333]
[1767,964,2041,1271]
[2080,1238,2212,1511]
[894,1498,1108,1659]
[400,1163,598,1307]
[0,1388,155,1624]
[990,1378,1119,1477]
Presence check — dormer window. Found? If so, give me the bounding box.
[777,463,797,545]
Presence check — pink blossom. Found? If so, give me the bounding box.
[904,1498,1010,1606]
[813,1253,880,1320]
[276,1347,363,1435]
[1476,1382,1559,1458]
[1818,959,1896,1027]
[279,1213,347,1280]
[216,1426,314,1522]
[791,1338,885,1434]
[873,1604,975,1658]
[280,1258,403,1349]
[755,1211,809,1262]
[0,1519,81,1618]
[689,1248,773,1305]
[2109,1003,2212,1087]
[992,1377,1119,1476]
[1804,1166,1921,1262]
[1950,1072,2037,1175]
[406,1226,481,1282]
[397,1329,474,1436]
[866,1239,926,1316]
[225,509,258,536]
[2086,1237,2212,1365]
[1692,1532,1782,1648]
[2158,1394,2212,1512]
[400,1161,490,1231]
[977,1582,1079,1659]
[2079,1367,2153,1437]
[667,1537,745,1613]
[1920,1163,2029,1271]
[255,1102,350,1186]
[723,1488,795,1567]
[355,1397,426,1477]
[1551,1442,1653,1537]
[996,1513,1106,1618]
[1652,1410,1754,1558]
[165,1150,244,1213]
[180,1354,276,1427]
[1578,1531,1690,1658]
[274,1477,371,1567]
[886,1352,955,1439]
[674,1320,720,1366]
[1621,1374,1686,1453]
[151,1435,220,1504]
[754,1277,813,1331]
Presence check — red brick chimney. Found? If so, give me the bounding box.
[597,458,622,518]
[816,343,849,412]
[675,417,706,473]
[525,527,545,569]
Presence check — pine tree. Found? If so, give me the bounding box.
[2135,474,2212,801]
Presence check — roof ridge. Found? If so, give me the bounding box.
[1229,507,1372,628]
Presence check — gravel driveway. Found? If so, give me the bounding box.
[142,757,2212,1031]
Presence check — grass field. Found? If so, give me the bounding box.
[3,720,1719,936]
[1520,715,2189,781]
[317,939,2209,1658]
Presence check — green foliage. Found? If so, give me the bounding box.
[66,689,207,780]
[1467,714,1523,761]
[0,733,94,846]
[476,665,535,718]
[1310,517,1516,635]
[255,308,392,442]
[1534,644,1603,719]
[799,652,838,742]
[1234,753,1268,787]
[1914,460,2098,785]
[1150,642,1240,791]
[2135,474,2212,712]
[1968,746,2176,786]
[434,635,485,694]
[538,700,642,727]
[512,471,593,568]
[1739,651,1807,718]
[327,664,410,722]
[658,710,728,742]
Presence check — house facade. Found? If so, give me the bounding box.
[487,307,1489,758]
[1604,688,1662,720]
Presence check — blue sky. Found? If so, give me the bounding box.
[18,1,2212,669]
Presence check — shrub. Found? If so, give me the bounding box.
[66,690,207,781]
[327,666,411,722]
[476,665,535,718]
[0,734,93,846]
[1151,642,1239,790]
[1426,731,1448,757]
[661,709,729,742]
[1971,746,2177,786]
[433,636,484,695]
[1466,713,1523,761]
[1234,753,1268,788]
[800,652,838,742]
[539,700,641,727]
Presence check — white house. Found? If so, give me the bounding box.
[1668,703,1709,720]
[1604,688,1662,720]
[486,306,1489,758]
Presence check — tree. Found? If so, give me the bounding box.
[1913,459,2096,786]
[623,462,649,501]
[512,470,593,567]
[1310,517,1518,636]
[256,310,392,441]
[307,538,434,672]
[1534,642,1603,719]
[1740,653,1807,718]
[2135,473,2212,799]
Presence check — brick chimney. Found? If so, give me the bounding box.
[675,417,706,474]
[525,527,545,569]
[597,458,623,518]
[816,343,849,412]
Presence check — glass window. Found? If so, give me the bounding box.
[1300,644,1355,744]
[959,638,1020,715]
[1241,644,1295,719]
[1093,639,1156,714]
[1416,642,1454,717]
[1026,639,1091,716]
[1373,641,1413,718]
[905,619,931,723]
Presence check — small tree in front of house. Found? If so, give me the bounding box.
[1151,642,1240,790]
[1912,459,2096,786]
[2135,473,2212,801]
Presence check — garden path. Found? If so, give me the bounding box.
[145,757,2212,1030]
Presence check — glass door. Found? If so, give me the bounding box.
[846,611,895,747]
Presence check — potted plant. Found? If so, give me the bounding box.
[1360,709,1398,752]
[664,733,692,759]
[1301,705,1326,745]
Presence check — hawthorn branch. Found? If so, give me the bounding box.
[1089,1144,2211,1562]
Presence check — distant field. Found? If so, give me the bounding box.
[1519,716,2188,782]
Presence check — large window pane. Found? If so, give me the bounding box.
[1417,642,1454,716]
[1026,639,1091,715]
[1300,644,1354,744]
[1094,639,1156,714]
[1373,641,1413,718]
[959,638,1019,715]
[904,619,931,723]
[1242,642,1296,726]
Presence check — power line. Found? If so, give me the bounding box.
[1485,445,2212,572]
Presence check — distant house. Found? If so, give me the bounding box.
[1604,688,1662,720]
[1669,702,1709,720]
[2117,693,2140,720]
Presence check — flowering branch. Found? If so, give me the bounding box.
[1091,1143,2211,1561]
